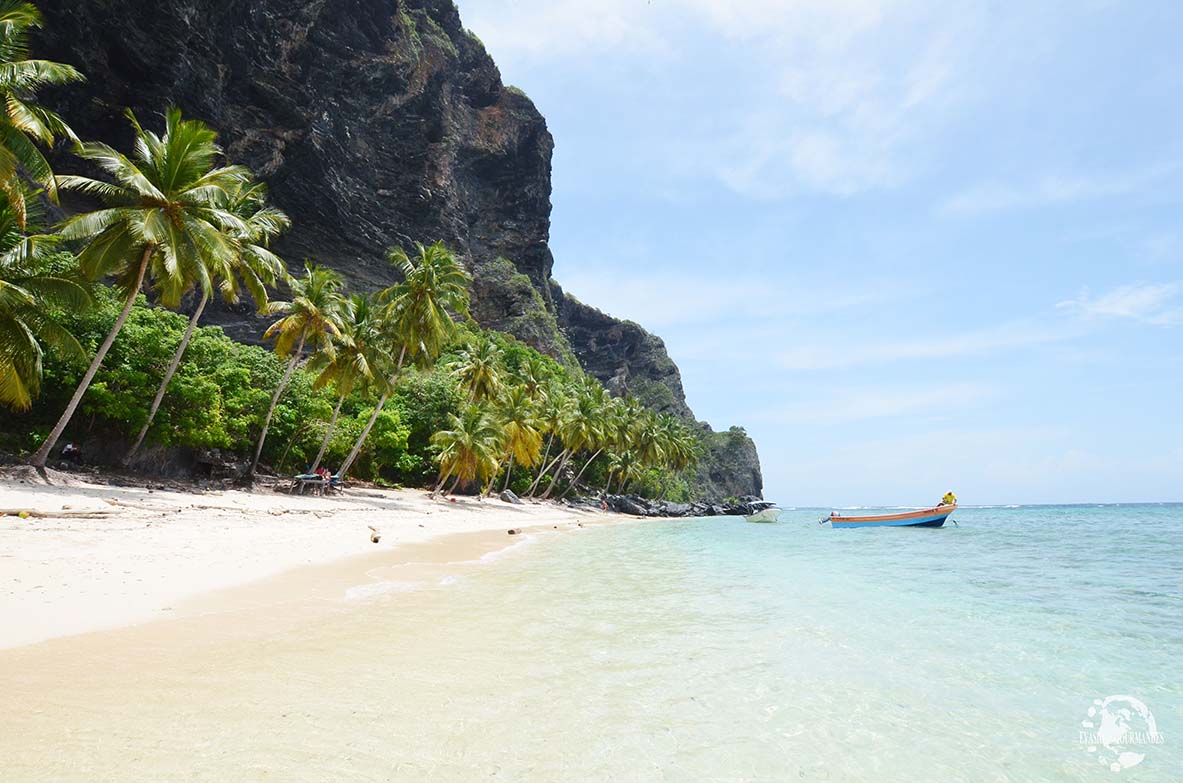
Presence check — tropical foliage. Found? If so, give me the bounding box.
[251,262,346,474]
[31,108,253,467]
[1,2,706,502]
[0,206,87,409]
[124,174,289,462]
[337,241,470,479]
[0,0,82,222]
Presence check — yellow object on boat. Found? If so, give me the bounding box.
[942,491,957,505]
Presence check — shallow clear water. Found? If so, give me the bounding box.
[4,505,1181,781]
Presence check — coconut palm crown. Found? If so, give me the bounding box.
[306,292,393,473]
[0,202,88,409]
[123,174,289,462]
[0,1,83,222]
[450,336,503,404]
[30,108,249,467]
[248,261,347,475]
[431,404,502,494]
[337,241,471,480]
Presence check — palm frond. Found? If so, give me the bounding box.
[17,274,90,309]
[0,59,83,95]
[73,140,166,201]
[74,222,138,280]
[19,306,85,359]
[0,119,52,191]
[56,173,132,203]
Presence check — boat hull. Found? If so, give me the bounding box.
[829,505,955,529]
[745,508,780,523]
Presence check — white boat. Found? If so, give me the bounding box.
[745,501,780,523]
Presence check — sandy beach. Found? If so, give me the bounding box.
[0,470,629,651]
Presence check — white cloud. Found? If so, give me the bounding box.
[460,0,981,197]
[459,0,670,62]
[777,319,1076,371]
[1057,282,1183,326]
[940,164,1178,215]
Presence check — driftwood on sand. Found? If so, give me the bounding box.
[1,508,113,519]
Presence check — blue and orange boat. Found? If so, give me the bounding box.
[828,504,957,529]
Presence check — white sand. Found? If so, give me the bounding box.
[0,473,621,650]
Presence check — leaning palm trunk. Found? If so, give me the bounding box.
[482,453,514,498]
[250,333,306,476]
[539,450,573,500]
[527,446,565,497]
[482,461,500,498]
[528,434,553,495]
[309,393,346,473]
[31,246,154,469]
[124,290,209,464]
[338,346,405,480]
[559,448,604,501]
[430,471,448,497]
[277,420,318,474]
[502,454,515,492]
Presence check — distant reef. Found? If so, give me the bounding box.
[35,0,762,500]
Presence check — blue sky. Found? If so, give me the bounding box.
[458,0,1183,505]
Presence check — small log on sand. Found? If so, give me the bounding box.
[1,509,113,519]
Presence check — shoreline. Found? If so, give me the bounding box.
[0,471,635,651]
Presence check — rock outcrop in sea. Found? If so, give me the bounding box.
[35,0,763,500]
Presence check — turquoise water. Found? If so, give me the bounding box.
[5,504,1179,782]
[419,504,1182,781]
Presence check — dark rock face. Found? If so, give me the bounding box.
[553,289,763,500]
[34,0,763,499]
[553,284,691,418]
[37,0,559,344]
[603,495,766,519]
[693,426,765,501]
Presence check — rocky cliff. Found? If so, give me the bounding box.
[35,0,762,499]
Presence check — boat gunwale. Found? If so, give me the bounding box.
[829,504,956,523]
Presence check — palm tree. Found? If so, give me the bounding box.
[249,262,346,475]
[605,450,641,495]
[607,395,644,453]
[654,414,699,498]
[430,404,501,496]
[307,293,391,473]
[557,386,615,500]
[525,380,568,497]
[450,336,502,404]
[124,177,289,462]
[30,108,248,468]
[337,241,470,480]
[0,204,88,409]
[542,379,607,500]
[518,354,550,402]
[0,1,83,225]
[484,384,542,495]
[633,411,665,471]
